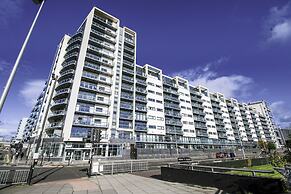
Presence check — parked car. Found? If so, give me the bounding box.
[216,152,236,159]
[177,156,192,164]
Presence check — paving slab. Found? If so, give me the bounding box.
[0,173,219,194]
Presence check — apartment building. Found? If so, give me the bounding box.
[12,118,28,143]
[248,101,282,146]
[24,7,280,161]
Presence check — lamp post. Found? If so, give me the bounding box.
[0,0,45,113]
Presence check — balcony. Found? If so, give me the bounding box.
[121,94,134,101]
[46,122,63,130]
[64,52,78,61]
[192,110,205,115]
[119,114,133,120]
[194,123,207,129]
[164,96,179,102]
[56,78,72,90]
[92,21,117,38]
[124,45,135,54]
[51,99,67,109]
[76,107,109,116]
[62,60,76,69]
[164,103,180,110]
[48,110,66,119]
[86,53,113,67]
[79,84,111,95]
[123,60,134,68]
[122,76,134,83]
[216,127,226,132]
[82,73,112,85]
[193,117,206,123]
[196,131,208,137]
[164,111,181,118]
[135,96,146,103]
[91,29,116,44]
[136,71,146,78]
[135,125,147,132]
[166,128,183,135]
[66,44,80,53]
[60,69,74,78]
[164,88,178,95]
[73,120,108,128]
[136,79,146,86]
[89,37,115,51]
[67,37,82,46]
[77,94,110,105]
[192,103,203,109]
[121,84,133,92]
[136,106,147,112]
[136,87,147,94]
[120,103,133,110]
[93,15,118,30]
[53,89,70,99]
[84,63,112,76]
[88,44,115,59]
[124,37,135,46]
[123,53,135,61]
[191,96,203,103]
[123,68,134,75]
[165,120,182,126]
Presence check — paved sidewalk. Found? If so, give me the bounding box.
[1,173,218,194]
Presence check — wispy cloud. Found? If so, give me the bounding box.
[270,101,291,128]
[173,57,254,100]
[19,79,46,107]
[0,59,10,73]
[265,1,291,43]
[0,119,20,137]
[0,0,24,28]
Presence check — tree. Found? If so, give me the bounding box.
[267,142,276,153]
[258,139,267,151]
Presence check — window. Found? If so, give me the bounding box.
[148,115,156,119]
[97,96,104,101]
[96,107,103,112]
[157,126,164,130]
[157,117,164,121]
[148,82,155,86]
[148,90,155,94]
[156,100,162,104]
[156,84,162,88]
[100,76,107,81]
[157,108,163,112]
[148,106,156,111]
[149,125,156,129]
[148,98,155,102]
[156,92,163,96]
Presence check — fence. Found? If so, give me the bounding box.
[136,148,259,160]
[167,163,274,177]
[90,160,148,175]
[0,169,30,185]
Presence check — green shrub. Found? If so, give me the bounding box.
[270,152,286,167]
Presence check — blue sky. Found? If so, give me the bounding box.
[0,0,291,137]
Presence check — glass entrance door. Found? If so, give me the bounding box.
[74,150,82,160]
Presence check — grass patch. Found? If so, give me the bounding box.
[227,164,283,179]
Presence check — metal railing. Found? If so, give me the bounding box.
[0,169,30,185]
[167,163,274,177]
[90,160,148,175]
[0,170,10,185]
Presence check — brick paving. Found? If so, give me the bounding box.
[0,173,218,194]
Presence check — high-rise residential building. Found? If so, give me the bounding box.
[248,101,283,146]
[12,118,28,143]
[24,7,281,161]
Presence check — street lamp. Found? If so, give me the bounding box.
[0,0,45,113]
